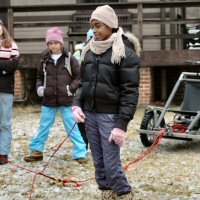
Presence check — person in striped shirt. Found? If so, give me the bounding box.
[0,19,20,165]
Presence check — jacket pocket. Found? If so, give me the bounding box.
[44,87,55,97]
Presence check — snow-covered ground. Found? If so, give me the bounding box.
[1,105,200,200]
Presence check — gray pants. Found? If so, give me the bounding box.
[85,112,132,195]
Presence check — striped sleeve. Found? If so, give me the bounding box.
[11,41,20,57]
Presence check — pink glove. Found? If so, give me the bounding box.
[109,128,126,147]
[72,106,85,123]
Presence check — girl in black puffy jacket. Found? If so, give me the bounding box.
[72,5,141,200]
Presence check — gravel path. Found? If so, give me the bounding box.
[1,105,200,200]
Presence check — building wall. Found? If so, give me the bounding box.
[10,1,199,105]
[11,0,172,54]
[11,0,75,54]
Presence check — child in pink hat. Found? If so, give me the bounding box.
[24,27,88,164]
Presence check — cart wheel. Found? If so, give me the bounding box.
[140,111,165,147]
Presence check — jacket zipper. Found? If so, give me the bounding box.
[91,55,100,111]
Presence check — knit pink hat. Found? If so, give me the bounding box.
[46,27,64,44]
[90,5,118,29]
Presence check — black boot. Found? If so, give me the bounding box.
[0,155,8,165]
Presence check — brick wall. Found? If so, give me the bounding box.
[14,70,25,100]
[14,67,153,105]
[139,67,152,105]
[14,66,199,105]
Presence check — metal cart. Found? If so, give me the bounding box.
[138,61,200,147]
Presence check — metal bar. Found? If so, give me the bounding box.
[187,111,200,131]
[182,79,200,83]
[155,71,200,128]
[138,129,200,139]
[155,72,185,128]
[181,72,200,76]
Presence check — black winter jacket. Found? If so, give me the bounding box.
[36,49,80,107]
[0,42,20,94]
[73,35,140,131]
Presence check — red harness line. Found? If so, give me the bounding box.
[0,122,92,200]
[29,121,78,199]
[123,128,166,171]
[1,125,166,199]
[172,123,187,133]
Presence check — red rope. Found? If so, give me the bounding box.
[29,122,81,199]
[123,129,166,171]
[0,155,87,199]
[1,126,167,199]
[0,122,93,199]
[172,123,187,133]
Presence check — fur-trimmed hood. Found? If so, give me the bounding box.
[124,32,141,57]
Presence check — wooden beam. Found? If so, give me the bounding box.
[15,36,87,42]
[13,18,200,27]
[141,50,200,67]
[142,19,200,25]
[1,1,199,13]
[143,34,199,40]
[13,20,134,28]
[14,21,89,28]
[19,50,200,69]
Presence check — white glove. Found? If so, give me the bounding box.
[37,86,45,97]
[72,106,85,123]
[67,85,73,96]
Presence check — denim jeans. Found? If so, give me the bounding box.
[84,111,132,195]
[0,93,14,155]
[30,106,87,159]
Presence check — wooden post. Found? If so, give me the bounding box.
[7,8,14,38]
[137,3,143,49]
[181,6,187,49]
[0,0,10,27]
[160,0,166,50]
[170,0,176,50]
[160,0,167,101]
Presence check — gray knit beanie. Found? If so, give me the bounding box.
[90,5,118,29]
